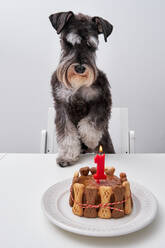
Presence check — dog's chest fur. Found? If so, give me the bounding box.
[56,84,99,125]
[66,97,89,125]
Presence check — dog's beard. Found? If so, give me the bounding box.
[57,57,97,89]
[67,63,95,89]
[56,53,74,88]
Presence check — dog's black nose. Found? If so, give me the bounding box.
[74,65,86,74]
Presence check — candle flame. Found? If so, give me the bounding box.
[99,145,103,153]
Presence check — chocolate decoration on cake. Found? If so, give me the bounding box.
[80,167,90,176]
[90,167,97,175]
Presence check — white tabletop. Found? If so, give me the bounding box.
[0,153,164,248]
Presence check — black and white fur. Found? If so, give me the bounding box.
[49,11,115,167]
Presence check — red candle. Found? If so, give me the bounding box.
[94,145,107,183]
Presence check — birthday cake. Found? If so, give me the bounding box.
[69,166,133,218]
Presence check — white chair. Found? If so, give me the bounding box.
[40,107,135,154]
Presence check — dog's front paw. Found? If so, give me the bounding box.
[56,155,79,167]
[56,157,72,167]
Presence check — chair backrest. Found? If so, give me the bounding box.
[109,108,129,153]
[46,107,129,154]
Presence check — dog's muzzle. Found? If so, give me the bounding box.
[66,63,95,89]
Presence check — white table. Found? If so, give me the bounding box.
[0,153,164,248]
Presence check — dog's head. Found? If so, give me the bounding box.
[49,11,113,89]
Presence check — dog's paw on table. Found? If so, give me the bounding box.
[56,156,77,167]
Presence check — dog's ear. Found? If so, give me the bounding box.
[49,11,74,34]
[92,16,113,42]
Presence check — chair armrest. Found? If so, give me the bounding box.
[129,130,135,153]
[40,129,47,153]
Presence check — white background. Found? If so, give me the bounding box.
[0,0,164,153]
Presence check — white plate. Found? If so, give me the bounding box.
[41,178,157,237]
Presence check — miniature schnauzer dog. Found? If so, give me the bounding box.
[49,11,115,167]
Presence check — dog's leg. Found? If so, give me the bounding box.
[56,107,81,167]
[56,120,81,167]
[96,130,115,153]
[78,117,103,150]
[78,117,114,152]
[78,98,115,153]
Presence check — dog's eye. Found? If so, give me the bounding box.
[87,41,96,52]
[87,41,92,48]
[87,37,98,50]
